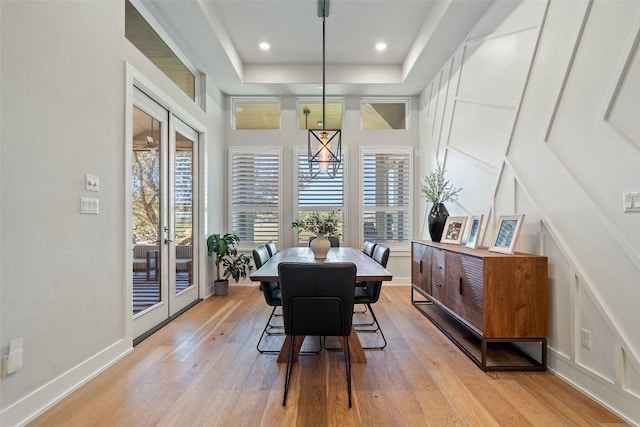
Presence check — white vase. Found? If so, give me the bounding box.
[310,233,331,259]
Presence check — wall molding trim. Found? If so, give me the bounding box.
[543,0,593,142]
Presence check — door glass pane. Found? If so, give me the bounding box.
[174,131,193,293]
[132,106,162,313]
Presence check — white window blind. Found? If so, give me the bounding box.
[361,150,411,245]
[295,150,345,245]
[230,149,280,245]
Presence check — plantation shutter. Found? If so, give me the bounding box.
[295,150,345,244]
[361,150,411,244]
[230,149,280,245]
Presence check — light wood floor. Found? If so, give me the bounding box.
[29,286,628,426]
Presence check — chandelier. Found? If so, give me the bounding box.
[308,0,341,179]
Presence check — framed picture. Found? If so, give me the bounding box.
[489,214,525,254]
[441,216,467,244]
[465,215,484,249]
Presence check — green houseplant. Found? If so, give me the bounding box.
[421,163,462,242]
[291,211,340,259]
[206,233,253,295]
[291,211,340,236]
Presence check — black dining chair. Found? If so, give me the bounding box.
[253,244,283,353]
[265,240,278,257]
[353,243,390,350]
[278,262,357,407]
[355,240,377,314]
[308,235,340,247]
[362,240,377,258]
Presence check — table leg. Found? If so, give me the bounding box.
[277,336,305,363]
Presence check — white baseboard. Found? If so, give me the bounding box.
[548,350,640,426]
[0,339,132,427]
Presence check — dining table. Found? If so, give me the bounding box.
[249,246,393,363]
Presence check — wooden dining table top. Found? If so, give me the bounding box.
[249,246,393,282]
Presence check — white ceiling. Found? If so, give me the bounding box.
[142,0,494,97]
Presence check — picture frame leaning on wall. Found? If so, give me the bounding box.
[465,214,484,249]
[489,214,525,254]
[441,216,467,244]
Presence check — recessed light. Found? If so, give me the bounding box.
[259,42,271,50]
[375,42,387,51]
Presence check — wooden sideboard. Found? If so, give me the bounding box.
[411,240,548,371]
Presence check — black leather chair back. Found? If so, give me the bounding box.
[278,262,356,337]
[266,241,278,257]
[253,245,280,307]
[372,244,390,268]
[362,241,376,257]
[252,245,271,269]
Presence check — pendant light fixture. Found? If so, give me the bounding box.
[308,0,341,179]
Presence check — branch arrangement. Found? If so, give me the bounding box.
[421,163,462,204]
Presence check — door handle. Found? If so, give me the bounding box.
[164,238,173,244]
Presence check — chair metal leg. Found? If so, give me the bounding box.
[283,335,295,406]
[257,306,284,353]
[355,303,387,350]
[353,303,368,314]
[344,335,352,408]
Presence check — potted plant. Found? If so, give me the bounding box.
[291,211,340,259]
[206,233,253,295]
[421,163,462,242]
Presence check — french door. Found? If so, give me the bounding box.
[131,87,199,339]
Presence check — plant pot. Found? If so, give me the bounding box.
[214,279,229,296]
[310,233,331,259]
[427,203,449,242]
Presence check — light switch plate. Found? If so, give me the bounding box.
[80,197,99,214]
[86,174,99,192]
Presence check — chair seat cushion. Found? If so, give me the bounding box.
[263,281,282,306]
[354,285,372,303]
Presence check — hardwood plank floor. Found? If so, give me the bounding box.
[29,286,628,427]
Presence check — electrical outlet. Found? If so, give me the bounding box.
[580,328,592,349]
[2,337,24,377]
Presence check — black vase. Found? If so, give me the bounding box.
[428,203,449,242]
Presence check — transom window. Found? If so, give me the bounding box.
[297,99,344,130]
[232,98,281,130]
[125,1,197,102]
[361,98,410,130]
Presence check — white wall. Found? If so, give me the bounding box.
[0,2,224,425]
[419,0,640,424]
[224,95,419,284]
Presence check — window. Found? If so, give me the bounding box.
[295,149,345,245]
[232,98,281,130]
[361,98,410,130]
[361,149,411,246]
[297,99,344,130]
[125,1,197,102]
[229,149,281,246]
